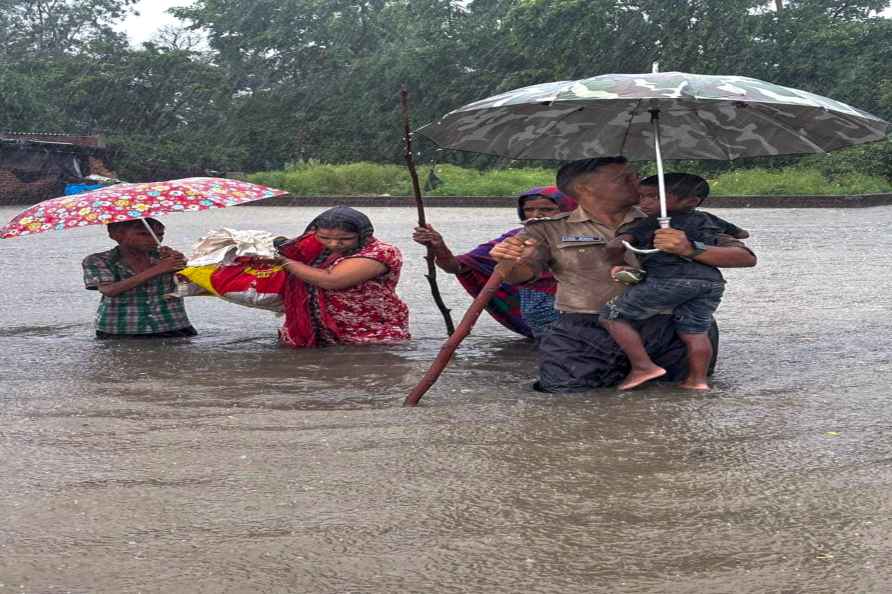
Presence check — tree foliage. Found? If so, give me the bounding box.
[1,0,890,180]
[0,0,136,58]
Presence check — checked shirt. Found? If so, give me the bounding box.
[82,247,192,335]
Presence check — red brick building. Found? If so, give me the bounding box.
[0,133,117,204]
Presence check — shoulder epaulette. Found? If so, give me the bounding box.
[523,212,571,225]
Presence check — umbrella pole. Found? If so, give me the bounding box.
[140,218,163,246]
[400,85,456,336]
[650,109,671,230]
[622,109,670,255]
[404,267,504,406]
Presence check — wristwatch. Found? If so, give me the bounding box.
[688,241,707,258]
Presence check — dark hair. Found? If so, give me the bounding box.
[107,218,163,234]
[305,206,374,246]
[640,173,709,201]
[556,157,628,195]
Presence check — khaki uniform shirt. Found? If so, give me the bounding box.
[518,206,753,314]
[518,206,646,314]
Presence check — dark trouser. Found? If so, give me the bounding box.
[536,313,718,393]
[95,326,198,339]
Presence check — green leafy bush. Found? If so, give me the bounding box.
[799,140,892,181]
[709,167,891,195]
[424,165,554,196]
[249,161,891,197]
[248,162,555,196]
[249,162,411,196]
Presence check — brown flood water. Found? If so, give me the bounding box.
[1,205,891,593]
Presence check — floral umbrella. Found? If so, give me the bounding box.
[1,177,288,240]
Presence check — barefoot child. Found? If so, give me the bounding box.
[599,173,748,390]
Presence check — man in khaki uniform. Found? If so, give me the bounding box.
[491,157,757,392]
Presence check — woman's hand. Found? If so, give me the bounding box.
[412,224,446,250]
[413,223,466,274]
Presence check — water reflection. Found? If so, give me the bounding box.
[2,206,892,593]
[77,340,419,410]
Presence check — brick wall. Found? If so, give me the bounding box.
[0,154,116,204]
[0,169,63,204]
[87,156,116,178]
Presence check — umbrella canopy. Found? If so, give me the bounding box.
[1,177,287,239]
[417,72,891,161]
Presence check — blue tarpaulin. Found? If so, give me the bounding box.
[64,183,104,196]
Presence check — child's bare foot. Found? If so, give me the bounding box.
[619,366,667,390]
[678,380,710,390]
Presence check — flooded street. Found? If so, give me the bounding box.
[2,204,891,593]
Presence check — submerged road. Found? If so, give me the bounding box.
[1,205,891,593]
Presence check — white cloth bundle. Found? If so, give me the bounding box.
[187,227,281,266]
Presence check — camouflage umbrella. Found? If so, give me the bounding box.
[417,69,890,229]
[405,70,891,406]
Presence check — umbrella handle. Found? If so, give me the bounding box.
[140,218,162,246]
[622,240,660,255]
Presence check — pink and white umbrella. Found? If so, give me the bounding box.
[1,177,288,240]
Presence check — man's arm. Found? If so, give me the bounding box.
[490,235,546,284]
[653,228,756,268]
[605,233,636,265]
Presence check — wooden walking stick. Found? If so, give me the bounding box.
[400,85,455,336]
[404,266,506,407]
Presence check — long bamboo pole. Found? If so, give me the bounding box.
[400,85,455,336]
[404,268,504,406]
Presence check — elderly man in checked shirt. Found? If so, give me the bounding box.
[82,218,197,338]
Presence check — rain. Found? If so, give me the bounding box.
[2,1,892,592]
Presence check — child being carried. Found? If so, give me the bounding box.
[600,173,749,391]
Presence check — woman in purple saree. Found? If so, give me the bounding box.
[413,186,576,339]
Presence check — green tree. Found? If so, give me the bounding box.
[0,0,136,58]
[756,1,892,119]
[3,0,889,180]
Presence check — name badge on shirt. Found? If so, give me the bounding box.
[560,235,603,243]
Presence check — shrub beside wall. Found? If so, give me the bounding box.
[249,161,892,197]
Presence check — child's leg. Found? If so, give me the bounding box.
[600,280,685,390]
[599,318,666,389]
[677,332,713,390]
[673,281,724,390]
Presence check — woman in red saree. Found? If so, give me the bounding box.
[276,207,410,347]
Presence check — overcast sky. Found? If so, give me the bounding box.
[118,0,892,47]
[116,0,192,46]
